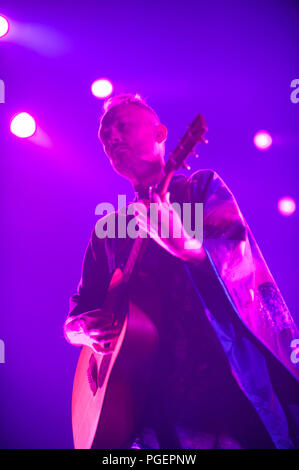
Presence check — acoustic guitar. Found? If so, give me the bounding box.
[71,114,208,449]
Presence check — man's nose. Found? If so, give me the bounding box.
[108,127,122,145]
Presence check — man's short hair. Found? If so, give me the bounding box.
[100,93,160,126]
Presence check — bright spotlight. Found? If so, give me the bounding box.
[277,197,296,217]
[91,79,113,98]
[10,112,37,138]
[0,16,9,38]
[253,130,273,151]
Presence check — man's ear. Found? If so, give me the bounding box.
[156,124,168,143]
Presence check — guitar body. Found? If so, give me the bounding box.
[72,267,161,449]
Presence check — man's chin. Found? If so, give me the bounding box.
[112,156,165,187]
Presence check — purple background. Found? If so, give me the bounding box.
[0,0,298,448]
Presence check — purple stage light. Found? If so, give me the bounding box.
[91,78,113,98]
[277,197,296,216]
[253,130,273,150]
[0,15,9,38]
[10,112,37,138]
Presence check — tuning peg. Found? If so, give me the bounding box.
[182,161,191,170]
[192,151,199,158]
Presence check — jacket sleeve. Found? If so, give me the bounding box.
[187,169,299,381]
[188,169,252,299]
[63,227,121,353]
[185,169,250,319]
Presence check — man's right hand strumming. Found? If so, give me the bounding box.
[64,309,121,354]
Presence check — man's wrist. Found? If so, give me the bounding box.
[182,238,206,264]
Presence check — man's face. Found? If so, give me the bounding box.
[98,104,167,186]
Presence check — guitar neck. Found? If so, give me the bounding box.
[122,167,176,283]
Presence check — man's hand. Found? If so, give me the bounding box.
[64,309,121,354]
[132,191,206,263]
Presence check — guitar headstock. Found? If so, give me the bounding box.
[165,113,208,173]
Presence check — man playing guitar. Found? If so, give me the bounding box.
[64,94,299,449]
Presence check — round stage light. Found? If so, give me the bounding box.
[10,112,37,138]
[277,197,296,216]
[91,79,113,98]
[0,16,9,38]
[253,130,273,150]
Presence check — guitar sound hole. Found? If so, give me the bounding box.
[87,354,98,396]
[98,354,113,389]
